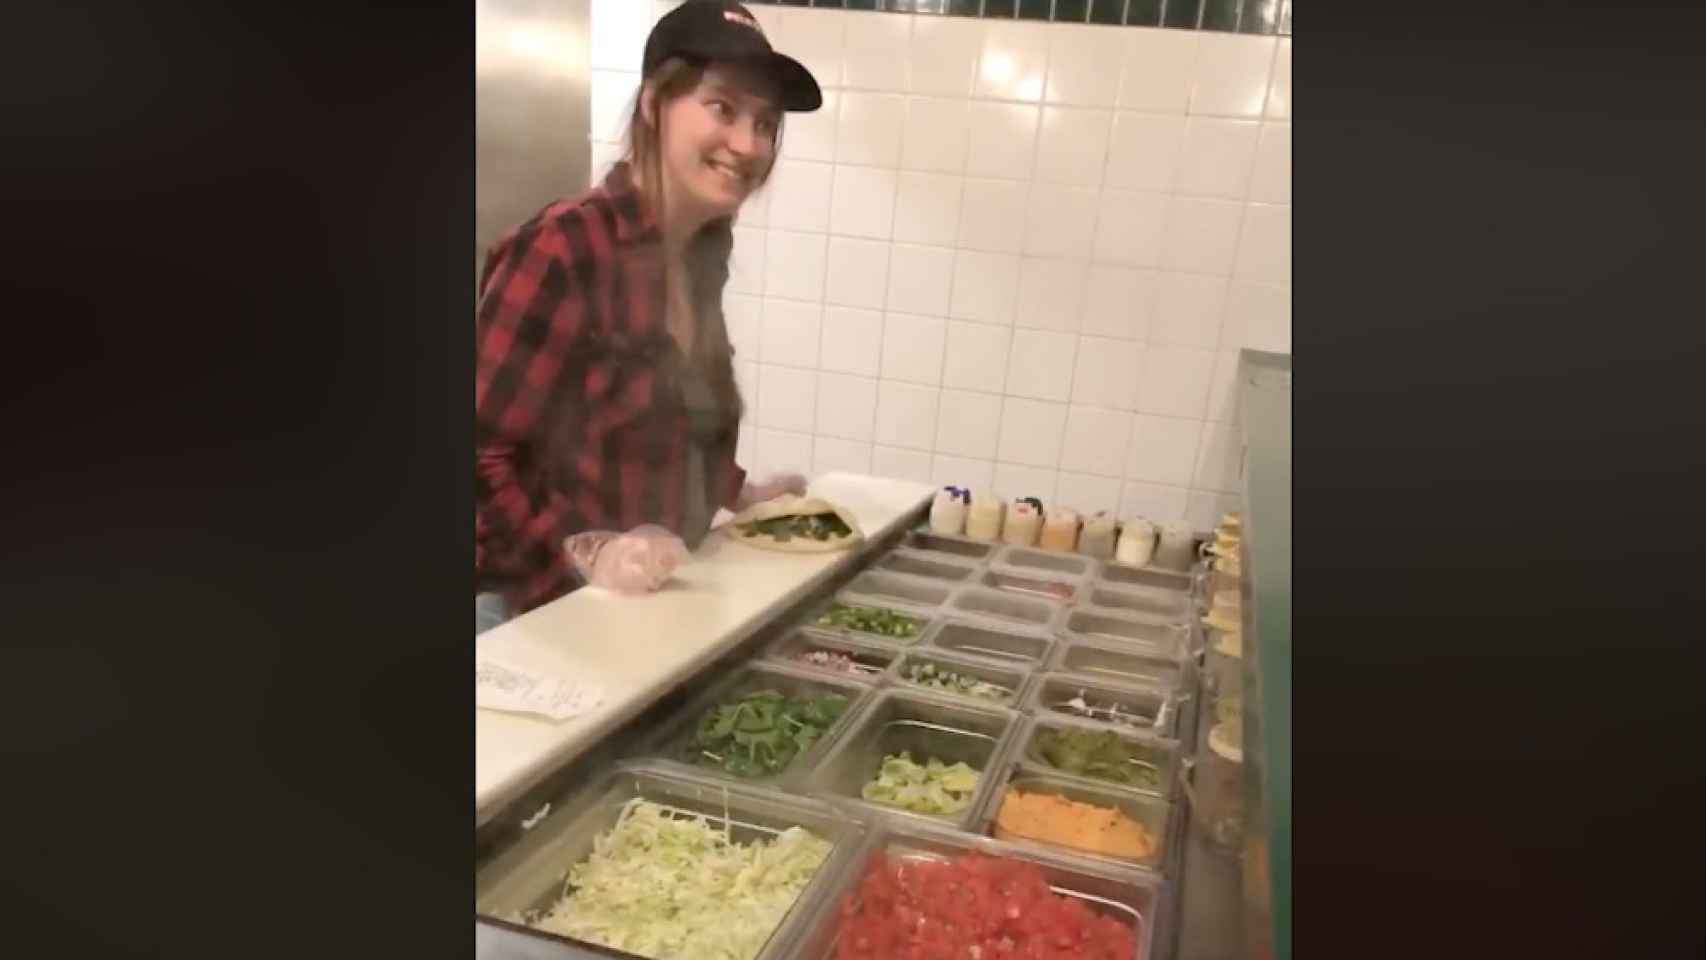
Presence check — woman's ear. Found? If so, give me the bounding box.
[639,82,658,129]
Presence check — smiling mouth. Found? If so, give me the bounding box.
[706,159,748,190]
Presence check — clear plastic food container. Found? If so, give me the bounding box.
[763,628,900,682]
[873,548,980,583]
[785,817,1162,960]
[1052,640,1189,691]
[838,571,955,611]
[976,767,1174,873]
[923,617,1055,666]
[1080,583,1192,622]
[889,647,1033,708]
[799,687,1020,832]
[805,596,936,647]
[1060,609,1188,659]
[977,567,1080,603]
[1099,561,1193,594]
[948,585,1059,629]
[898,528,996,562]
[1014,713,1181,800]
[992,545,1092,579]
[475,762,867,960]
[630,661,876,791]
[1025,671,1178,738]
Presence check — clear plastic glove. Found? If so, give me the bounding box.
[736,472,807,510]
[562,524,689,595]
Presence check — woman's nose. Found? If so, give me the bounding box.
[726,119,766,161]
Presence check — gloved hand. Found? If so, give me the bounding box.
[736,472,807,510]
[562,524,689,594]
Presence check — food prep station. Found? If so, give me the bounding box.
[480,531,1227,957]
[476,349,1290,960]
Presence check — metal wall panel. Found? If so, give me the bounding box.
[475,0,592,280]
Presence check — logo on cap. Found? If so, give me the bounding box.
[723,9,762,34]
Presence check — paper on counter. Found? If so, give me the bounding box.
[476,648,604,722]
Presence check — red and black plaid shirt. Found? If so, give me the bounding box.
[475,163,747,612]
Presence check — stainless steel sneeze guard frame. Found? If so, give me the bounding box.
[1237,350,1292,960]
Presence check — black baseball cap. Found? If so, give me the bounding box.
[643,1,823,112]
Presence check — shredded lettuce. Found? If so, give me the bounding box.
[860,752,981,816]
[531,798,832,960]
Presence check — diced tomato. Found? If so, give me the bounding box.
[830,851,1140,960]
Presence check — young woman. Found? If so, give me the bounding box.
[474,2,822,632]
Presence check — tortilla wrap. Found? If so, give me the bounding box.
[722,494,865,553]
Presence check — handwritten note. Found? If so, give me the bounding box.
[476,649,603,722]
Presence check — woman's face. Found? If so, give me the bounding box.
[655,63,782,220]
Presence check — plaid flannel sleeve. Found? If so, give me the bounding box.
[474,218,587,583]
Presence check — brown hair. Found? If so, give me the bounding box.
[625,56,785,425]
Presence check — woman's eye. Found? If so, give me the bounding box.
[708,100,733,120]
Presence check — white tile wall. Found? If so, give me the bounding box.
[935,389,1004,461]
[1015,258,1087,332]
[768,160,833,233]
[956,179,1027,254]
[829,165,898,240]
[814,436,873,476]
[1118,29,1198,115]
[880,312,947,385]
[760,297,822,369]
[758,364,818,434]
[815,372,878,443]
[585,3,1289,528]
[977,22,1049,103]
[872,444,931,483]
[901,98,972,173]
[1248,122,1292,205]
[908,16,982,98]
[942,321,1012,394]
[1036,108,1113,188]
[819,305,884,376]
[951,250,1021,325]
[966,102,1041,181]
[823,237,890,310]
[885,246,955,317]
[1045,24,1127,109]
[932,453,995,493]
[1004,329,1077,402]
[764,230,826,301]
[893,172,964,247]
[782,89,840,161]
[1104,113,1185,193]
[836,92,907,168]
[842,12,909,93]
[873,380,939,451]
